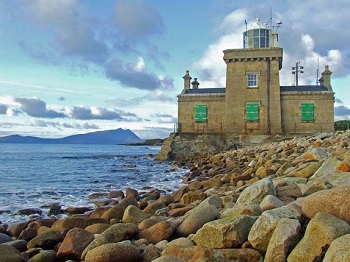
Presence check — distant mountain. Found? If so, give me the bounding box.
[0,128,143,145]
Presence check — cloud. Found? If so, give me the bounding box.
[32,120,99,130]
[114,0,164,39]
[15,97,66,118]
[0,104,8,114]
[153,113,177,124]
[133,126,173,139]
[70,106,141,121]
[26,0,108,64]
[194,5,350,88]
[335,106,350,117]
[105,58,174,90]
[194,9,248,88]
[58,97,65,101]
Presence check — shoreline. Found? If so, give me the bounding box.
[1,131,350,261]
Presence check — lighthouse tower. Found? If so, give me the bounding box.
[223,18,283,135]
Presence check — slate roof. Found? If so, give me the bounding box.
[182,85,329,95]
[280,85,329,92]
[183,88,226,94]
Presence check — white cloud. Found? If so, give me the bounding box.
[194,9,248,88]
[134,57,145,72]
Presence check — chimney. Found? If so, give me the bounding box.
[321,65,333,91]
[191,78,200,89]
[183,70,192,89]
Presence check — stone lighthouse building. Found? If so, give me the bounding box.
[157,19,334,160]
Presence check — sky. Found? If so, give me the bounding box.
[0,0,349,139]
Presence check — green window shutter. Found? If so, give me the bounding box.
[246,103,259,121]
[301,103,315,121]
[195,105,207,122]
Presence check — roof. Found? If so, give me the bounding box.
[183,88,226,94]
[280,85,329,92]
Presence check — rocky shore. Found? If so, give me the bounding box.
[1,131,350,262]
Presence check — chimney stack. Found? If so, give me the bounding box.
[321,65,333,91]
[183,70,192,89]
[191,78,200,89]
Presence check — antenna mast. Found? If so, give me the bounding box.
[316,57,320,85]
[292,62,304,86]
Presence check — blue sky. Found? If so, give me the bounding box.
[0,0,349,139]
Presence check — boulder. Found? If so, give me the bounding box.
[287,212,350,262]
[323,234,350,262]
[88,206,111,218]
[264,218,301,262]
[143,201,166,215]
[311,158,350,179]
[152,255,185,262]
[138,221,176,244]
[172,186,189,202]
[162,245,262,262]
[126,187,139,199]
[65,206,92,215]
[0,244,25,262]
[51,217,106,230]
[195,194,222,209]
[27,230,63,249]
[122,205,151,224]
[7,221,31,238]
[169,206,194,217]
[302,172,350,195]
[176,205,219,237]
[101,197,138,222]
[27,250,56,262]
[84,223,111,234]
[82,222,139,259]
[275,183,302,199]
[162,245,217,262]
[215,248,263,262]
[220,204,262,218]
[85,242,140,262]
[236,177,276,205]
[108,190,124,199]
[18,227,37,241]
[57,227,94,261]
[138,217,166,231]
[302,186,350,223]
[193,215,257,248]
[0,232,12,243]
[166,237,195,249]
[1,240,27,252]
[302,145,328,160]
[288,162,321,178]
[180,191,206,205]
[259,195,285,211]
[248,206,300,252]
[141,243,162,262]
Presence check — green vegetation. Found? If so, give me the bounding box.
[130,138,165,146]
[334,120,350,131]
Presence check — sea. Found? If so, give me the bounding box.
[0,143,187,225]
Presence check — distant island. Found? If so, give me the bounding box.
[0,128,143,145]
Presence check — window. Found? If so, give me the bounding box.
[195,105,207,122]
[243,29,270,48]
[246,103,259,122]
[301,103,315,121]
[247,73,258,87]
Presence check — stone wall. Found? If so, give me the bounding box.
[281,91,334,133]
[177,94,225,134]
[155,132,272,160]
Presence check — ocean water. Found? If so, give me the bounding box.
[0,144,187,225]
